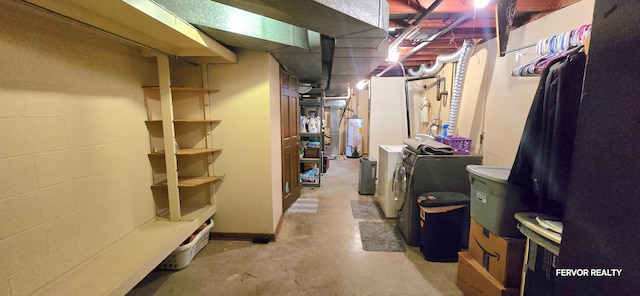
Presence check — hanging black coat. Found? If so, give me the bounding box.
[508,49,587,218]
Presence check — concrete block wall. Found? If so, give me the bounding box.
[0,2,156,295]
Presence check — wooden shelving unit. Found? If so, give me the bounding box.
[143,65,223,222]
[151,176,223,188]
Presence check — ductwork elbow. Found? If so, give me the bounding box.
[408,39,474,77]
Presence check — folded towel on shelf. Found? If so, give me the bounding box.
[403,138,454,155]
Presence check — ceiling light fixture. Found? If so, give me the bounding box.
[474,0,490,9]
[386,47,399,62]
[356,80,368,90]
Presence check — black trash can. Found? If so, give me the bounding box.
[418,192,470,262]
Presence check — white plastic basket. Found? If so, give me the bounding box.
[158,219,214,270]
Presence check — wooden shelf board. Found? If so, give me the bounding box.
[35,218,204,296]
[173,119,221,123]
[142,86,220,93]
[157,204,216,223]
[145,119,222,124]
[152,176,223,188]
[148,148,223,156]
[182,204,216,222]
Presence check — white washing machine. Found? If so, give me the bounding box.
[377,145,405,218]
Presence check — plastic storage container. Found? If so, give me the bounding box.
[466,165,535,237]
[418,192,470,262]
[158,219,214,270]
[515,212,562,296]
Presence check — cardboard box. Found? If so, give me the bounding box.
[457,252,520,296]
[468,219,526,288]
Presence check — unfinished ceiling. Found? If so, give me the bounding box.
[377,0,583,77]
[166,0,390,96]
[191,0,583,89]
[16,0,582,95]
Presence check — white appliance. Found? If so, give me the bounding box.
[377,145,405,218]
[346,117,363,158]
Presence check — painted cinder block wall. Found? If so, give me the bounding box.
[0,2,157,295]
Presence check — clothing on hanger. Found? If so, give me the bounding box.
[508,47,587,219]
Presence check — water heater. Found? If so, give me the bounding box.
[346,117,363,158]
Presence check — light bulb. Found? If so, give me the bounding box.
[386,47,399,62]
[474,0,490,8]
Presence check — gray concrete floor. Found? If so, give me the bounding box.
[128,157,464,296]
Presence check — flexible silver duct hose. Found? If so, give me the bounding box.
[407,42,467,76]
[447,40,475,135]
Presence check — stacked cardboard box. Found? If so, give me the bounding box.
[457,219,526,296]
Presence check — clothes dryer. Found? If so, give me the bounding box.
[377,145,405,218]
[393,147,482,246]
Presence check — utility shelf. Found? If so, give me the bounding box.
[152,176,223,188]
[301,132,322,137]
[148,148,223,156]
[142,86,220,93]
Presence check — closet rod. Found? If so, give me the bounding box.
[16,0,199,66]
[501,43,537,55]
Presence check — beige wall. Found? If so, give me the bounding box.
[0,2,156,295]
[368,76,409,161]
[369,69,455,161]
[268,56,283,231]
[455,0,595,167]
[338,88,370,156]
[406,62,456,137]
[207,49,282,235]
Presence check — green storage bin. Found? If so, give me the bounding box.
[466,165,535,237]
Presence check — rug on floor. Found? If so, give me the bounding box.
[350,200,385,219]
[286,198,318,214]
[358,221,406,252]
